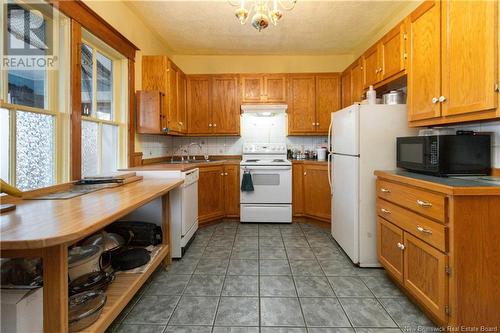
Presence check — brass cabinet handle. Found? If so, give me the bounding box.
[416,199,432,208]
[380,208,391,214]
[416,225,433,235]
[380,188,391,193]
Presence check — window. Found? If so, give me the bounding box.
[80,30,127,177]
[0,1,70,191]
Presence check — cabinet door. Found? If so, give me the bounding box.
[198,166,225,223]
[264,75,287,102]
[177,72,187,133]
[341,70,352,109]
[303,164,331,222]
[403,232,448,323]
[187,76,211,135]
[142,56,169,131]
[288,75,316,134]
[407,1,441,122]
[241,75,263,103]
[292,164,304,216]
[377,217,404,283]
[224,164,240,217]
[316,74,340,133]
[351,60,364,103]
[136,91,163,134]
[380,22,406,81]
[212,76,240,135]
[441,0,498,117]
[363,44,380,88]
[167,61,179,132]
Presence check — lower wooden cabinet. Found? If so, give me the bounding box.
[198,163,240,224]
[377,217,404,283]
[292,162,331,222]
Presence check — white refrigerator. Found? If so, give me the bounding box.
[328,104,417,267]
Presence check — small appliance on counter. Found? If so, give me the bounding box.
[396,132,491,176]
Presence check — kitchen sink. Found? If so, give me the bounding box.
[167,159,211,164]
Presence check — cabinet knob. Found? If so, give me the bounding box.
[220,173,224,176]
[431,97,439,104]
[304,172,307,176]
[438,96,447,103]
[225,172,228,176]
[213,123,217,127]
[416,225,433,235]
[416,199,432,208]
[380,188,390,193]
[208,123,213,127]
[397,242,405,251]
[312,123,316,126]
[380,208,391,214]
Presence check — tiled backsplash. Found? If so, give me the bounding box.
[138,134,328,159]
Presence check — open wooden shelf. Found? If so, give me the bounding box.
[81,245,169,333]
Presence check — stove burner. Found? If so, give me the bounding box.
[245,159,260,162]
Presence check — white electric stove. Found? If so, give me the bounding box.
[240,143,292,223]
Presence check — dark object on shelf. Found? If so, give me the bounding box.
[68,271,115,296]
[0,204,16,213]
[69,290,107,332]
[106,221,162,246]
[82,232,125,251]
[1,258,43,287]
[110,248,151,271]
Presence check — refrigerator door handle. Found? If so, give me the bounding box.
[327,152,333,195]
[327,118,333,152]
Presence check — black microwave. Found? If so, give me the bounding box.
[396,134,491,176]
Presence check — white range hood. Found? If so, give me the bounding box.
[240,104,288,115]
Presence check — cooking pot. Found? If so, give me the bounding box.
[382,90,406,104]
[69,290,106,332]
[82,232,125,251]
[68,245,103,281]
[69,271,115,296]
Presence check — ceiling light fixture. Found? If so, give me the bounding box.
[228,0,297,31]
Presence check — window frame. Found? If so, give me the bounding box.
[79,31,128,177]
[0,1,71,189]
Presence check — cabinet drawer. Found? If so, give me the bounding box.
[376,180,446,223]
[377,199,447,252]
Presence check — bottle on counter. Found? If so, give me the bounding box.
[367,85,377,105]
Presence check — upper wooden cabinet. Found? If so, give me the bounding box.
[141,56,187,135]
[211,76,240,135]
[187,75,211,135]
[288,74,340,135]
[136,90,165,134]
[408,0,498,126]
[187,75,240,136]
[240,74,287,103]
[341,58,363,109]
[363,21,407,89]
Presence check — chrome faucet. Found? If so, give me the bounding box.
[187,142,202,160]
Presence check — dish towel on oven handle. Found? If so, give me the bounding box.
[241,170,254,192]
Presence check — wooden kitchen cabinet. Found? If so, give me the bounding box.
[404,232,448,323]
[240,74,287,103]
[198,165,225,224]
[293,162,331,222]
[288,74,340,135]
[363,44,380,88]
[292,163,304,215]
[187,75,211,135]
[141,56,187,135]
[177,72,187,133]
[141,56,169,134]
[377,217,404,283]
[136,90,165,134]
[223,164,240,217]
[408,0,498,126]
[340,69,351,109]
[351,60,364,104]
[211,75,240,135]
[316,74,340,133]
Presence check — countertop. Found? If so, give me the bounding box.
[124,159,241,172]
[0,178,183,250]
[291,159,329,166]
[375,170,500,196]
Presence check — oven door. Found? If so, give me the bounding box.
[240,165,292,204]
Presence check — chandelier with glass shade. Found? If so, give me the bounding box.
[228,0,297,31]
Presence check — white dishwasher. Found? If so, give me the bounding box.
[130,168,199,258]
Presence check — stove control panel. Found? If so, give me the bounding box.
[243,143,287,154]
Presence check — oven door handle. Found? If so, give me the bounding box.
[240,166,292,171]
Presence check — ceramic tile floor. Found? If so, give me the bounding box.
[108,221,436,333]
